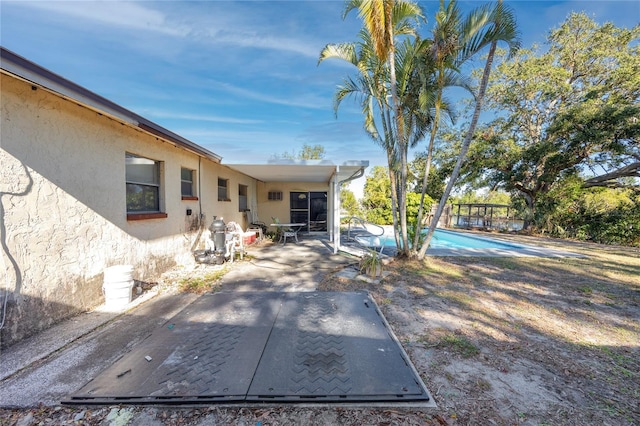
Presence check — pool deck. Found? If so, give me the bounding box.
[425,245,584,257]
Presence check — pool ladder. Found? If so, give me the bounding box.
[344,217,387,254]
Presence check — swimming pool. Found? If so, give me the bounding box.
[426,229,521,249]
[349,224,581,257]
[372,229,523,251]
[382,228,521,250]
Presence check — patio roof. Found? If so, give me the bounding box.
[227,160,369,183]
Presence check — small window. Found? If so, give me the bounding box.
[126,153,161,212]
[181,168,195,198]
[268,191,283,201]
[239,184,248,211]
[218,178,229,201]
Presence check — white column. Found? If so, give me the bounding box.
[332,167,341,254]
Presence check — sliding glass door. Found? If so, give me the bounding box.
[309,192,327,232]
[289,191,327,233]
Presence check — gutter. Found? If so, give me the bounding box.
[1,47,221,163]
[338,167,365,185]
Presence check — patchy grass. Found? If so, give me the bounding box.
[321,233,640,425]
[435,333,481,358]
[179,268,228,294]
[578,285,593,295]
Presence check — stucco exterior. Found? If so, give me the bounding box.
[0,73,254,347]
[0,47,367,348]
[256,181,333,230]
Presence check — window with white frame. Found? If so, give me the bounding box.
[181,167,196,198]
[218,178,229,201]
[126,153,162,212]
[238,184,248,211]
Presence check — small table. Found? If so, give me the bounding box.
[270,223,306,244]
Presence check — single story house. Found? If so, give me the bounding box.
[0,47,367,348]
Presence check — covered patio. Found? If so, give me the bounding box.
[228,160,369,254]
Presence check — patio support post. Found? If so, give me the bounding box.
[332,167,341,254]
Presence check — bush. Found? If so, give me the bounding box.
[534,183,640,246]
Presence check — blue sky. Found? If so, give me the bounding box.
[2,1,639,190]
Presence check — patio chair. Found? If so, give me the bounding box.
[245,210,267,241]
[282,228,299,244]
[271,217,300,245]
[225,221,255,262]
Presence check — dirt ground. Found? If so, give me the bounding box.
[320,235,640,425]
[2,234,639,425]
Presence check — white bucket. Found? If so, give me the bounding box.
[103,265,134,308]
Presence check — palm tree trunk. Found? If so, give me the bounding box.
[418,39,498,259]
[380,98,401,248]
[386,11,410,257]
[388,166,401,247]
[413,100,441,250]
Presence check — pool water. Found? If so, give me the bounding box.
[385,228,520,250]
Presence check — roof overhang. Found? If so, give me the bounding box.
[227,160,369,183]
[1,47,222,163]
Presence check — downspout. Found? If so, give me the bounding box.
[190,156,205,253]
[332,166,366,254]
[198,156,202,223]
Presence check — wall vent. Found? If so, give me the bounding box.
[268,191,283,201]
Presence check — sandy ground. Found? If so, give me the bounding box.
[319,234,640,425]
[1,235,638,425]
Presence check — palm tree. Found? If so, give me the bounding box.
[319,27,425,250]
[412,0,473,251]
[337,0,423,256]
[320,29,399,247]
[417,0,520,259]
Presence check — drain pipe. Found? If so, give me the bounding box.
[190,156,205,253]
[332,166,366,254]
[198,156,202,224]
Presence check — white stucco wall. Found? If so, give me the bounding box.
[0,74,254,347]
[256,181,333,233]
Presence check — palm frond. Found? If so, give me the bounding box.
[458,2,521,62]
[318,42,358,66]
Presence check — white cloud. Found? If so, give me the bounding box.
[203,31,321,59]
[208,80,331,110]
[142,109,264,125]
[175,127,298,162]
[11,0,190,36]
[12,0,328,59]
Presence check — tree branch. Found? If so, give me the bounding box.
[583,162,640,188]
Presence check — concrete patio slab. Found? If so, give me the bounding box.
[217,237,356,292]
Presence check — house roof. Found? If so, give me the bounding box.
[228,160,369,184]
[0,47,222,163]
[1,47,369,184]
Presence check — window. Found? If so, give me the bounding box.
[268,190,283,201]
[181,167,196,198]
[126,153,162,213]
[238,184,248,211]
[218,178,229,201]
